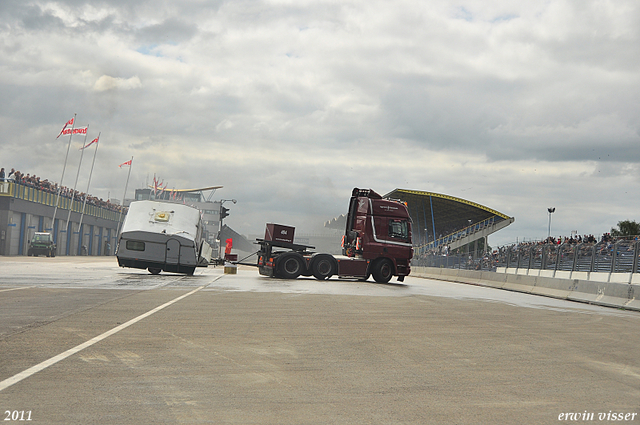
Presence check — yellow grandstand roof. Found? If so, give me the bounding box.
[384,188,513,244]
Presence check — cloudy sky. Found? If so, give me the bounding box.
[1,0,639,246]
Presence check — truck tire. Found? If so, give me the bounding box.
[372,259,394,284]
[148,267,161,275]
[311,254,336,280]
[277,253,304,279]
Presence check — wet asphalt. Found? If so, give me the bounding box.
[0,257,639,424]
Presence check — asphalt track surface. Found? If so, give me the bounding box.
[0,257,639,424]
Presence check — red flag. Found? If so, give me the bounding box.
[59,127,88,137]
[80,136,99,150]
[56,117,74,138]
[119,160,132,168]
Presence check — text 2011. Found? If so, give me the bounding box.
[4,411,32,421]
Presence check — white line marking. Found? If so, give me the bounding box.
[0,275,223,392]
[0,286,36,293]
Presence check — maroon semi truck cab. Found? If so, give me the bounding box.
[255,188,413,283]
[342,188,413,281]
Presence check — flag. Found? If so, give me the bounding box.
[56,117,74,138]
[80,136,99,150]
[119,160,132,168]
[59,127,88,137]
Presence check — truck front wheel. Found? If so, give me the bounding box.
[372,259,394,284]
[277,253,304,279]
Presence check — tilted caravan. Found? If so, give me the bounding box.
[116,200,212,275]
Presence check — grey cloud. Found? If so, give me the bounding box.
[20,6,66,31]
[3,0,640,245]
[135,17,198,46]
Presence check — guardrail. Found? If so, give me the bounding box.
[0,180,123,222]
[411,266,640,311]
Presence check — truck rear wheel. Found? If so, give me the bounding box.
[311,254,336,280]
[372,259,394,284]
[277,253,304,279]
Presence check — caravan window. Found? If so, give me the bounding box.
[126,240,145,251]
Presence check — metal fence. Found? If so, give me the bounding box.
[412,237,640,274]
[420,215,498,252]
[412,250,496,271]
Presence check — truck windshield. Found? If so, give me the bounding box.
[34,234,51,242]
[389,220,409,239]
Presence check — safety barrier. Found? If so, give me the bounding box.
[412,266,640,312]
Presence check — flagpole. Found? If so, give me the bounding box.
[65,124,89,250]
[51,113,76,235]
[77,132,100,233]
[117,156,133,236]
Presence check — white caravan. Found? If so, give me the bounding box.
[116,200,212,275]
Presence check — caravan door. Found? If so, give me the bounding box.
[166,239,181,264]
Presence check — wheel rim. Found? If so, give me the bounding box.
[284,258,301,274]
[381,263,392,278]
[317,260,332,276]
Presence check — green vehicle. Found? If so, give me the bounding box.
[27,232,56,257]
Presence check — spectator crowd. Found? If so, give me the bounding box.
[413,230,639,272]
[0,167,125,213]
[501,232,627,253]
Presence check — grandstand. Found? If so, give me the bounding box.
[384,189,515,254]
